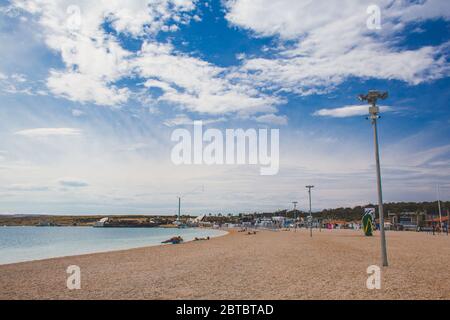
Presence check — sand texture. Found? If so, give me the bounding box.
[0,229,449,300]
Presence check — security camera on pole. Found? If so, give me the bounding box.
[358,90,389,267]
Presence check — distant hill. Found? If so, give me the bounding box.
[0,201,448,225]
[0,215,181,227]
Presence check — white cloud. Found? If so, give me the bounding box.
[225,0,450,94]
[3,184,49,192]
[2,1,450,214]
[253,113,288,125]
[313,105,392,118]
[0,71,40,96]
[163,114,226,127]
[10,73,26,83]
[71,109,85,117]
[47,70,130,106]
[1,103,449,214]
[399,0,450,22]
[59,179,89,188]
[12,0,281,115]
[163,114,192,127]
[14,128,82,137]
[225,0,450,39]
[13,0,447,118]
[134,41,282,115]
[11,0,198,106]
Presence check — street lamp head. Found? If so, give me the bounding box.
[358,90,388,106]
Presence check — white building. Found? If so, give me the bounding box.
[94,217,109,227]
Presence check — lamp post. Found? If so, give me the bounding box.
[177,196,181,222]
[306,185,314,237]
[437,184,443,234]
[358,90,389,267]
[292,201,298,219]
[292,201,298,232]
[447,208,449,236]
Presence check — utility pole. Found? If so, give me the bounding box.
[437,184,443,234]
[432,209,435,236]
[177,196,181,221]
[292,201,298,219]
[292,201,298,232]
[447,208,449,236]
[306,185,314,237]
[358,90,389,267]
[175,185,204,226]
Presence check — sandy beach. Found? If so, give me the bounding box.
[0,228,449,300]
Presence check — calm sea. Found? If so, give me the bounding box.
[0,226,227,265]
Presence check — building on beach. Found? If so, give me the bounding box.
[425,215,449,231]
[93,217,109,227]
[388,211,426,231]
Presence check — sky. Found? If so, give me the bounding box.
[0,0,449,215]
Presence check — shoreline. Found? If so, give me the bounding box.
[0,227,229,266]
[1,228,449,300]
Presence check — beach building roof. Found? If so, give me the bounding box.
[426,216,449,223]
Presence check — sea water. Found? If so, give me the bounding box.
[0,226,227,265]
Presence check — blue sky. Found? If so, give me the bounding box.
[0,0,449,215]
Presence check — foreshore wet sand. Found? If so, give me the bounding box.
[1,228,449,300]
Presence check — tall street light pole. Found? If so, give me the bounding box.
[292,201,298,219]
[447,208,449,236]
[177,196,181,222]
[358,90,389,267]
[437,184,443,233]
[292,201,298,232]
[306,185,314,237]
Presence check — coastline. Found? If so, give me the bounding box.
[0,227,228,266]
[1,229,449,300]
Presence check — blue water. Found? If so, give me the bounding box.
[0,227,227,265]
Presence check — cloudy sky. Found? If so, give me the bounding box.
[0,0,449,215]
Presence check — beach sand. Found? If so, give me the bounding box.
[0,228,449,300]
